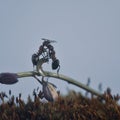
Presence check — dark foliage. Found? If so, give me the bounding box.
[0,89,120,120]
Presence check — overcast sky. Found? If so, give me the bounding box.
[0,1,120,100]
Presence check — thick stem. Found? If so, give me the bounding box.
[16,70,103,98]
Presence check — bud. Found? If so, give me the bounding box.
[42,81,58,102]
[0,73,18,84]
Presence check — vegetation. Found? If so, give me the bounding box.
[0,89,120,120]
[0,40,120,119]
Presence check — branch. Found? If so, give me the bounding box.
[16,70,103,98]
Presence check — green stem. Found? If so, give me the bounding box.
[16,70,103,98]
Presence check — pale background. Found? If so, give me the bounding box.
[0,1,120,100]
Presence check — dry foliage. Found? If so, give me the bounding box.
[0,89,120,120]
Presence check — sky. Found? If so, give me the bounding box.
[0,1,120,100]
